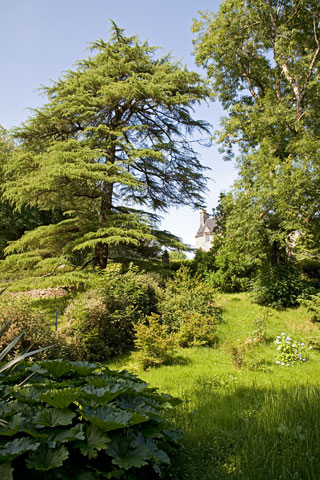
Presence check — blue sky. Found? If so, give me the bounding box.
[0,0,237,249]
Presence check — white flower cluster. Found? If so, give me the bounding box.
[274,333,312,366]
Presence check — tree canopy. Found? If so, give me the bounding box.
[0,127,61,260]
[193,0,320,269]
[1,23,210,284]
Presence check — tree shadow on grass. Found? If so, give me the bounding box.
[168,384,320,480]
[172,355,193,366]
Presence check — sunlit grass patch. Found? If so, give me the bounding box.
[108,292,320,480]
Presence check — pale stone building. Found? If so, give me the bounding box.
[195,209,217,252]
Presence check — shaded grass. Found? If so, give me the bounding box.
[168,384,320,480]
[108,292,320,480]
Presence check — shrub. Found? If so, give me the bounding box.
[130,267,220,360]
[175,312,217,348]
[300,258,320,289]
[0,360,182,479]
[205,249,253,293]
[63,264,160,361]
[97,264,159,319]
[159,267,220,334]
[0,295,68,360]
[133,314,176,370]
[300,292,320,323]
[274,333,312,366]
[252,310,270,343]
[62,290,113,362]
[226,339,252,369]
[253,262,303,307]
[226,336,261,369]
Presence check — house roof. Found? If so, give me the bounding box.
[195,217,217,238]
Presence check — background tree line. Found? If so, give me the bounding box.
[193,0,320,306]
[1,1,320,306]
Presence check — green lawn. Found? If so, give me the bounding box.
[109,293,320,480]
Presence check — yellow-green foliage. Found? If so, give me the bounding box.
[159,267,220,345]
[133,314,176,370]
[132,267,220,367]
[175,311,217,348]
[62,290,111,362]
[0,295,68,359]
[62,265,160,362]
[160,267,220,329]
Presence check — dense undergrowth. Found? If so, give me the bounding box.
[1,267,320,479]
[109,293,320,480]
[0,266,221,369]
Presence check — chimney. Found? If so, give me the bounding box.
[200,209,209,226]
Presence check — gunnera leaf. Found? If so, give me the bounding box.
[70,362,97,376]
[75,472,99,480]
[107,436,150,469]
[163,428,184,444]
[80,385,125,405]
[116,396,156,421]
[141,438,170,465]
[47,424,85,448]
[26,444,69,470]
[79,425,111,459]
[0,412,24,436]
[40,360,71,378]
[40,388,81,408]
[0,437,40,462]
[0,463,13,480]
[81,406,132,432]
[34,407,76,427]
[92,468,125,479]
[10,386,44,404]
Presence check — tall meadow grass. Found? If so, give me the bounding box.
[109,293,320,479]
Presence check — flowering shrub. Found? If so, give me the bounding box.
[274,333,312,366]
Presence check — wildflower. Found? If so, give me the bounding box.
[301,343,305,346]
[292,344,296,348]
[286,364,290,367]
[281,333,286,336]
[303,358,306,362]
[281,362,285,365]
[286,337,292,341]
[309,346,313,350]
[276,360,280,365]
[277,336,281,339]
[276,346,280,351]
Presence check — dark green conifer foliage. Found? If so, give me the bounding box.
[0,127,62,259]
[2,23,210,282]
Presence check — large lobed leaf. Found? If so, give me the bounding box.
[0,360,182,478]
